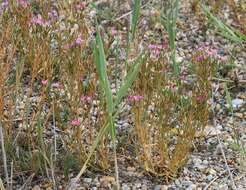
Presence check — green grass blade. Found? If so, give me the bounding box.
[71,122,110,183]
[202,5,246,43]
[114,54,146,108]
[94,26,114,114]
[224,83,233,113]
[130,0,141,42]
[161,0,180,76]
[94,25,118,188]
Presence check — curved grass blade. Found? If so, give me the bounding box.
[202,4,246,43]
[68,45,145,190]
[130,0,141,42]
[114,53,146,109]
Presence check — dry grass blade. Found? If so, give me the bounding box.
[0,122,9,190]
[0,177,5,190]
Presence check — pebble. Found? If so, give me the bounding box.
[182,181,193,187]
[206,174,213,181]
[154,185,168,190]
[216,103,221,111]
[187,184,197,190]
[83,178,92,183]
[234,112,244,119]
[32,186,41,190]
[127,166,136,172]
[232,99,244,108]
[202,160,208,165]
[208,168,217,175]
[135,183,141,188]
[175,179,181,185]
[142,184,148,190]
[122,183,131,190]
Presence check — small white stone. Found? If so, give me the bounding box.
[232,99,244,108]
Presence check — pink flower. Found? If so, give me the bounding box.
[179,70,188,81]
[41,79,48,85]
[64,35,83,50]
[219,56,227,62]
[0,1,9,14]
[31,14,50,27]
[17,0,30,8]
[75,2,86,10]
[165,82,178,93]
[128,95,144,102]
[64,44,72,50]
[148,44,167,50]
[195,55,205,62]
[148,43,167,58]
[48,10,58,20]
[111,28,118,36]
[70,119,81,126]
[75,36,83,45]
[81,95,93,104]
[196,95,207,104]
[52,82,61,88]
[197,44,220,59]
[207,49,217,57]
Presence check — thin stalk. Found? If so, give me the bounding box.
[52,101,57,189]
[110,116,119,189]
[0,177,5,190]
[0,121,9,189]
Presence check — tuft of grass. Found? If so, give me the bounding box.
[202,4,246,43]
[68,23,146,189]
[130,45,217,180]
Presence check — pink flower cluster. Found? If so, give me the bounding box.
[31,14,50,27]
[81,95,93,104]
[41,79,48,85]
[48,10,58,21]
[64,35,84,50]
[0,1,8,14]
[52,82,62,89]
[17,0,30,8]
[128,95,144,102]
[165,82,178,93]
[110,27,118,36]
[75,2,86,10]
[148,43,167,58]
[31,9,58,27]
[70,119,81,126]
[41,80,62,89]
[196,95,207,104]
[195,55,205,62]
[196,44,227,62]
[179,69,188,81]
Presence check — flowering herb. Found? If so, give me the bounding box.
[70,119,81,126]
[128,95,144,102]
[17,0,30,8]
[41,79,48,86]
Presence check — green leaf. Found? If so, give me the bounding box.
[94,25,114,114]
[114,53,146,109]
[130,0,141,42]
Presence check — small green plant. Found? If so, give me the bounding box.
[130,45,217,181]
